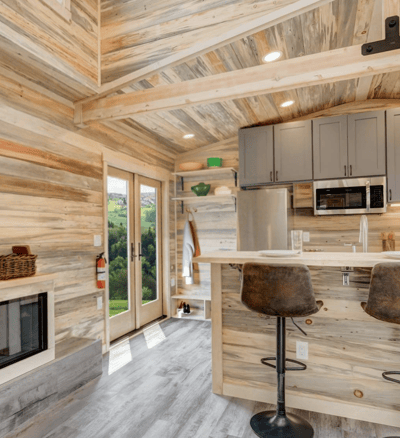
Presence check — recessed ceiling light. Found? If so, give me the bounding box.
[183,134,195,139]
[263,51,282,63]
[280,100,294,108]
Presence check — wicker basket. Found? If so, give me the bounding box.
[0,253,37,281]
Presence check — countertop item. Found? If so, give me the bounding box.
[191,182,211,196]
[195,251,400,268]
[207,157,222,167]
[383,251,400,259]
[179,162,203,171]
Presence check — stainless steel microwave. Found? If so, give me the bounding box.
[313,177,386,215]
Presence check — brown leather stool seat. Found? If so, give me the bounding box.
[241,263,323,438]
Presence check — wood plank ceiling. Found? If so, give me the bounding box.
[100,0,400,154]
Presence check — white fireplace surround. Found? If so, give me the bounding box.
[0,274,56,386]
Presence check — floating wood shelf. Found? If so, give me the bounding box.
[172,194,237,213]
[173,167,238,191]
[0,273,57,290]
[171,294,211,301]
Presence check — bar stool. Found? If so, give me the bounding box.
[241,263,323,438]
[361,263,400,438]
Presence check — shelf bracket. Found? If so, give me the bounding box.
[234,197,237,212]
[181,201,184,214]
[362,16,400,56]
[234,171,238,187]
[181,176,184,192]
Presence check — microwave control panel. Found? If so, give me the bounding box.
[370,185,385,209]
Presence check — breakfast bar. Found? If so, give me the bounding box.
[195,251,400,428]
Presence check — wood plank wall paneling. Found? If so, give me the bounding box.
[0,0,99,99]
[173,140,238,308]
[0,68,174,349]
[220,263,400,423]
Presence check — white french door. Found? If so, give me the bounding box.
[107,168,163,342]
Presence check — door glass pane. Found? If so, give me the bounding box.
[140,184,158,305]
[108,176,130,318]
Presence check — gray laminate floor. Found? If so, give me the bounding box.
[36,319,400,438]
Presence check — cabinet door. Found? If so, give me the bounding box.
[313,115,348,180]
[239,125,274,186]
[387,109,400,202]
[348,111,385,177]
[274,120,312,182]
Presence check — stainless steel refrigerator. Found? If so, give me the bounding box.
[237,188,293,251]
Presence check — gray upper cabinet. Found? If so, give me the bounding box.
[387,108,400,202]
[313,115,348,180]
[239,125,274,187]
[348,111,386,177]
[274,120,312,183]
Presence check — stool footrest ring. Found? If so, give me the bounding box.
[383,371,400,384]
[261,357,307,371]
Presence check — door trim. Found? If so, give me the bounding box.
[102,153,172,353]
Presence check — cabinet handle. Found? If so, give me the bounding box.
[390,189,392,201]
[350,165,352,176]
[270,171,273,182]
[344,165,346,176]
[276,171,278,181]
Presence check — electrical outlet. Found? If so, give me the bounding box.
[94,235,102,247]
[343,272,350,286]
[171,277,176,287]
[97,297,103,310]
[296,341,308,360]
[303,232,310,242]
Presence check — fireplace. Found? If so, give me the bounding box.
[0,293,48,369]
[0,275,55,386]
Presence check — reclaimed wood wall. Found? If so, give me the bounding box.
[0,0,100,98]
[174,139,238,306]
[0,61,174,349]
[220,263,400,428]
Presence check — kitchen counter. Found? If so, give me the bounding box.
[195,251,400,267]
[196,251,400,428]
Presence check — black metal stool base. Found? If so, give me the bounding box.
[250,411,314,438]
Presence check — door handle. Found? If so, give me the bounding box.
[270,171,273,182]
[344,165,346,177]
[390,189,392,201]
[350,165,352,176]
[131,243,136,262]
[138,242,143,261]
[276,171,278,181]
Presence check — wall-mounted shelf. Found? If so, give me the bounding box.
[173,167,237,191]
[173,309,210,321]
[172,194,237,213]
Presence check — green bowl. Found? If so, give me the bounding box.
[191,182,211,196]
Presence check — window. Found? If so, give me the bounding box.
[40,0,71,22]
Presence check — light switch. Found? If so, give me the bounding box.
[97,297,103,310]
[171,277,176,287]
[94,235,102,247]
[296,341,308,360]
[303,232,310,242]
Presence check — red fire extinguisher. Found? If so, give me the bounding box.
[96,253,107,289]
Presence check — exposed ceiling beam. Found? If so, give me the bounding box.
[80,44,400,124]
[77,0,334,106]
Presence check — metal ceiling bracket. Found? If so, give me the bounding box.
[362,16,400,56]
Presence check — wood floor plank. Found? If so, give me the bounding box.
[32,319,400,438]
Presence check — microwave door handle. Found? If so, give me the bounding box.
[366,181,370,212]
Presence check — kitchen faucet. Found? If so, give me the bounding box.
[359,215,368,253]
